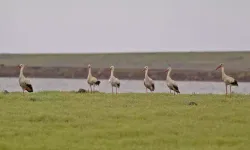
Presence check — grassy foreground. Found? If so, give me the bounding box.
[0,92,249,150]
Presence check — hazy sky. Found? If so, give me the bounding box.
[1,0,250,53]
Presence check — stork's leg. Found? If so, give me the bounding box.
[230,85,232,97]
[169,90,171,94]
[89,85,92,93]
[112,86,113,94]
[116,87,117,94]
[146,88,148,93]
[22,89,24,95]
[225,84,227,96]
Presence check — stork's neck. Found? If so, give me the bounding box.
[19,67,24,78]
[167,68,172,79]
[145,69,149,78]
[110,69,114,77]
[88,68,92,78]
[221,66,226,77]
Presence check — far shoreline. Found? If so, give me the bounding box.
[1,65,250,82]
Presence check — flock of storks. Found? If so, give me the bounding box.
[17,63,238,96]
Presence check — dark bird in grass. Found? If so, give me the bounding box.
[3,90,9,94]
[77,88,87,93]
[188,102,198,106]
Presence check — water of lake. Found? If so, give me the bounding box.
[0,77,249,94]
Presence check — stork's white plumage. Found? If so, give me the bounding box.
[216,63,238,96]
[87,64,101,93]
[165,67,180,94]
[109,65,120,94]
[143,66,155,93]
[18,64,33,95]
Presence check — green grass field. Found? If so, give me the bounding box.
[0,51,249,70]
[0,92,249,150]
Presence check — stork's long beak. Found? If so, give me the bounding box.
[215,65,221,70]
[142,68,145,72]
[165,69,169,72]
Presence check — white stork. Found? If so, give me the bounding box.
[18,64,33,95]
[165,66,180,94]
[143,66,155,93]
[87,64,101,93]
[216,63,238,96]
[109,65,120,94]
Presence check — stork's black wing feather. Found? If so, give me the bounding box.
[25,83,33,92]
[173,84,180,93]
